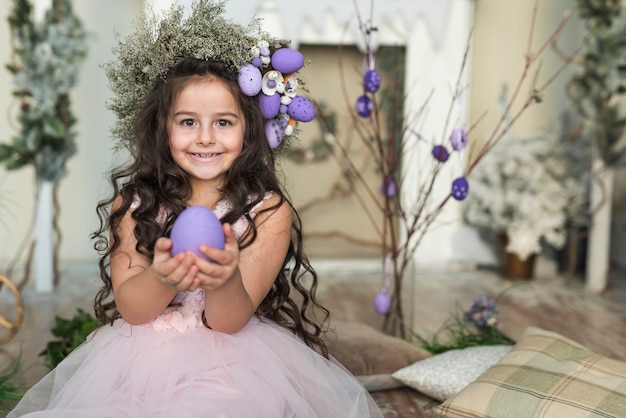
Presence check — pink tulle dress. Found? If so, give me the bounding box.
[9,195,382,417]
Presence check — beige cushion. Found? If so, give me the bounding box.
[435,327,626,418]
[325,321,431,392]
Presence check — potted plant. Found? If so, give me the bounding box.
[463,114,589,279]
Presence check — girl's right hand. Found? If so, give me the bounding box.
[152,237,200,291]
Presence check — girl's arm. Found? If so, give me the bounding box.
[110,196,201,325]
[196,195,292,333]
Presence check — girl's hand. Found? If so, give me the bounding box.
[193,223,240,291]
[152,237,200,291]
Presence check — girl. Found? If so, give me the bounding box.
[9,1,382,417]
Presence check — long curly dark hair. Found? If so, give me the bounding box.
[92,58,329,356]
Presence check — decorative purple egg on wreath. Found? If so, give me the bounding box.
[271,48,305,74]
[171,206,225,261]
[287,96,316,122]
[238,64,262,96]
[432,145,450,162]
[259,93,281,119]
[363,69,381,93]
[374,291,392,315]
[451,177,469,201]
[356,94,373,117]
[450,128,468,151]
[265,119,284,149]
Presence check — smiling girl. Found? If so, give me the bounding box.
[8,2,381,417]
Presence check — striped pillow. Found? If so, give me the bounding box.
[435,327,626,418]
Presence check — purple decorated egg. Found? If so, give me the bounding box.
[238,64,262,96]
[374,291,391,315]
[265,119,284,149]
[355,94,373,117]
[287,96,316,122]
[451,177,469,201]
[171,206,225,261]
[259,93,281,119]
[271,48,305,74]
[450,128,468,151]
[381,176,396,198]
[432,145,450,162]
[363,69,381,93]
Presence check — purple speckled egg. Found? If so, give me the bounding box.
[355,94,373,117]
[287,96,316,122]
[450,128,468,151]
[271,48,305,74]
[451,177,469,201]
[363,69,381,93]
[432,145,450,162]
[171,206,224,261]
[259,93,281,119]
[238,64,262,96]
[265,119,284,149]
[374,291,391,315]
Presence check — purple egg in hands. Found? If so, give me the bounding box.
[374,291,391,315]
[171,206,225,261]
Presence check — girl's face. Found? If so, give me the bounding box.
[167,77,245,195]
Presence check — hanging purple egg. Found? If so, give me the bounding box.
[171,206,225,262]
[258,93,281,119]
[363,69,381,93]
[432,145,450,162]
[374,291,392,315]
[287,96,316,122]
[271,48,305,74]
[238,64,262,96]
[265,119,284,149]
[381,176,396,198]
[451,177,469,201]
[356,94,373,117]
[450,128,468,151]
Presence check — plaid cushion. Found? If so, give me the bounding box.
[435,327,626,418]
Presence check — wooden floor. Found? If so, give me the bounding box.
[1,263,626,405]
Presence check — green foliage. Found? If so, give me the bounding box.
[406,294,515,355]
[39,308,99,370]
[0,356,25,413]
[569,0,626,166]
[2,0,88,181]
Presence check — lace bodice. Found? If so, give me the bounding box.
[144,193,273,332]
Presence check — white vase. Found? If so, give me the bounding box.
[35,179,54,293]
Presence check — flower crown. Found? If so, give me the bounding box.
[103,0,315,151]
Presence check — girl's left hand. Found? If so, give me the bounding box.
[193,223,240,291]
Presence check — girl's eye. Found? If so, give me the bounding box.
[216,119,231,127]
[181,119,196,127]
